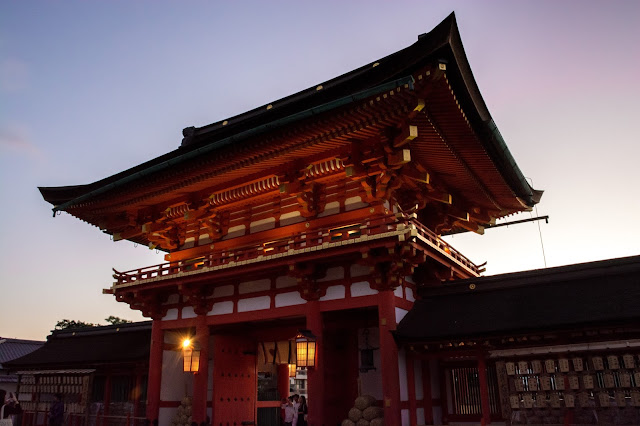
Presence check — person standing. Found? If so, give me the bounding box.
[49,394,64,426]
[291,395,299,426]
[281,397,295,426]
[297,396,307,426]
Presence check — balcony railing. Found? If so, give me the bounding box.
[111,213,481,288]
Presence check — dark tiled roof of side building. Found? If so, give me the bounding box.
[5,321,151,369]
[0,338,44,367]
[395,255,640,343]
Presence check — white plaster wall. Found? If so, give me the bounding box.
[159,407,177,426]
[398,348,408,401]
[430,359,440,398]
[239,278,271,294]
[395,307,408,324]
[318,201,340,217]
[212,285,234,298]
[350,263,371,277]
[401,409,409,426]
[317,266,344,282]
[394,286,403,298]
[275,291,305,307]
[319,285,345,301]
[405,287,415,302]
[351,281,377,297]
[432,406,443,425]
[250,217,275,233]
[164,294,179,305]
[224,224,245,239]
[164,331,182,345]
[160,350,193,401]
[209,301,233,315]
[198,233,212,245]
[237,296,270,312]
[345,196,367,211]
[414,359,423,400]
[182,306,196,319]
[276,275,297,288]
[163,308,178,321]
[280,211,303,226]
[416,408,425,426]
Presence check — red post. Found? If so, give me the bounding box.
[305,300,324,426]
[192,314,210,423]
[133,372,142,420]
[378,290,401,426]
[146,319,164,422]
[477,354,491,425]
[277,364,291,400]
[104,374,112,418]
[406,352,417,426]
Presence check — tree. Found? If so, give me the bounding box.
[54,316,132,330]
[54,319,95,330]
[104,316,132,325]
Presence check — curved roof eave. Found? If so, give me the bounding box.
[39,12,541,214]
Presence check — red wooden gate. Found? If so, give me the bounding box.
[212,335,257,426]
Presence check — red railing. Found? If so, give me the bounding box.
[111,213,481,286]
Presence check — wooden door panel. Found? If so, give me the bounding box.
[213,335,257,426]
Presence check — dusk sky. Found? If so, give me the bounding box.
[1,1,638,340]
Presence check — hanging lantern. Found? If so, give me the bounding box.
[296,330,316,368]
[288,363,297,377]
[359,328,378,373]
[182,338,201,373]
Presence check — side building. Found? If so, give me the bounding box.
[0,338,44,398]
[396,255,640,425]
[6,322,151,426]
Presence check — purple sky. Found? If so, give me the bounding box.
[1,1,639,340]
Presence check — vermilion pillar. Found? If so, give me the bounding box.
[477,354,491,425]
[103,375,112,417]
[133,372,142,418]
[378,289,401,426]
[192,315,210,423]
[277,364,291,400]
[305,300,324,426]
[147,319,163,422]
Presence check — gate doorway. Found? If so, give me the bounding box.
[212,335,257,426]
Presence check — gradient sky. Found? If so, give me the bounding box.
[1,1,639,340]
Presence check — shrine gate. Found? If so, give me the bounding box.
[40,13,541,426]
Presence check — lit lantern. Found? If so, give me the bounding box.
[288,364,297,377]
[182,338,201,373]
[296,330,316,368]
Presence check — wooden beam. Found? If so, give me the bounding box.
[400,167,430,185]
[453,220,485,235]
[387,149,411,167]
[446,205,469,222]
[426,192,452,205]
[393,125,418,148]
